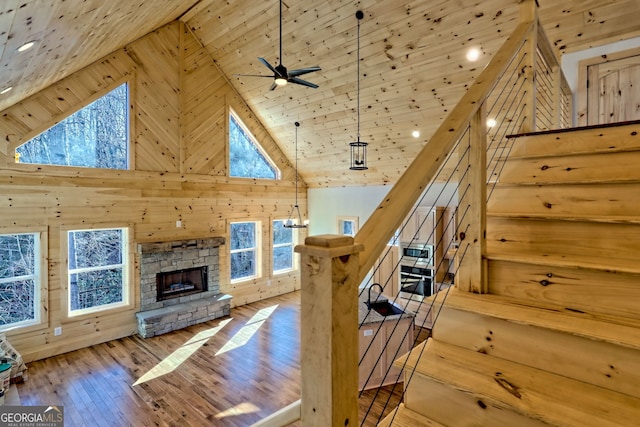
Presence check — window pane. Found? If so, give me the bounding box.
[230,251,255,280]
[68,228,127,314]
[229,113,277,179]
[69,268,124,311]
[273,246,293,272]
[69,229,123,269]
[230,223,255,250]
[273,221,292,245]
[341,220,355,236]
[0,279,35,326]
[16,83,128,170]
[0,233,39,330]
[0,234,36,279]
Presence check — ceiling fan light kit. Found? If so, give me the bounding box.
[350,10,368,171]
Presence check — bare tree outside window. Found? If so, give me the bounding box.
[273,220,294,273]
[230,222,259,281]
[16,83,129,169]
[68,228,126,313]
[229,111,278,179]
[0,233,39,329]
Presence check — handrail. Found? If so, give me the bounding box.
[354,18,535,283]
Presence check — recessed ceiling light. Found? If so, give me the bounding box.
[17,41,35,52]
[466,48,480,62]
[412,130,420,138]
[0,87,12,95]
[486,118,497,128]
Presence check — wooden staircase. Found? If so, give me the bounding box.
[381,121,640,426]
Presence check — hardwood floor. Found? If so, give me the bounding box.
[15,291,413,426]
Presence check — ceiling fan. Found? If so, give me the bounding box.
[234,0,321,90]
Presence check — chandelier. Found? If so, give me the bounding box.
[285,121,307,228]
[350,10,368,171]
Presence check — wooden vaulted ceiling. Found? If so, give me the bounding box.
[2,0,640,188]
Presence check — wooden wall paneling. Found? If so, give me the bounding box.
[488,259,640,321]
[129,23,181,172]
[488,182,640,220]
[486,217,640,272]
[0,21,304,362]
[499,151,640,185]
[181,25,227,175]
[509,122,640,158]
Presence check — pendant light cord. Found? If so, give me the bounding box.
[356,12,361,142]
[294,121,299,206]
[279,0,283,64]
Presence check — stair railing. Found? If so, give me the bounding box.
[357,2,573,424]
[253,0,572,425]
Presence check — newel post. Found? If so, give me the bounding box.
[456,106,488,293]
[295,234,363,427]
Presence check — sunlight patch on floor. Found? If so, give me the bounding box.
[133,318,232,386]
[215,402,261,419]
[215,304,278,356]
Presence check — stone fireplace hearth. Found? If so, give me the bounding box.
[136,237,231,338]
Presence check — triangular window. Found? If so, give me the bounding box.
[16,83,129,169]
[229,109,279,179]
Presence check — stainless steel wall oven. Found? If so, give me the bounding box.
[399,243,434,302]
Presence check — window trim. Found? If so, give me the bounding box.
[0,227,48,334]
[228,108,281,180]
[11,76,134,171]
[229,220,262,284]
[272,219,297,275]
[60,224,134,321]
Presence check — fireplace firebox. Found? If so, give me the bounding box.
[156,266,208,301]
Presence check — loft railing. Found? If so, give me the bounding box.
[253,0,572,425]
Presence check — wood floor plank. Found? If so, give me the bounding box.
[14,291,414,426]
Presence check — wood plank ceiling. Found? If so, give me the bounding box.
[2,0,640,188]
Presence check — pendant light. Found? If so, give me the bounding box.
[285,121,307,228]
[350,10,368,171]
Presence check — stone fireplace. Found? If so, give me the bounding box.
[136,237,231,338]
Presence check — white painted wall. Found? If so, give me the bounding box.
[307,183,458,236]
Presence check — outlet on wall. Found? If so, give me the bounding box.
[54,326,62,336]
[176,220,182,228]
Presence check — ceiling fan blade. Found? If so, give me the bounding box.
[288,66,321,77]
[258,57,278,75]
[289,77,319,89]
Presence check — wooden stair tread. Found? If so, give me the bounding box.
[486,249,640,275]
[378,403,446,427]
[399,339,640,427]
[507,121,640,159]
[433,289,640,350]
